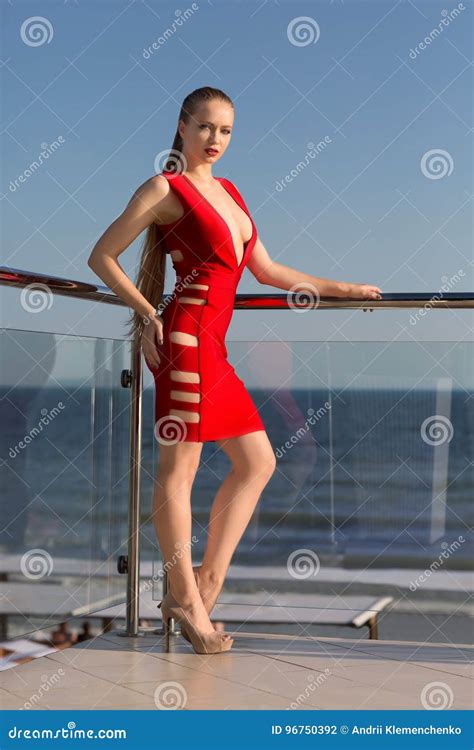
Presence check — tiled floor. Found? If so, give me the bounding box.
[0,629,472,710]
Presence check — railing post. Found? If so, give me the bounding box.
[124,335,143,636]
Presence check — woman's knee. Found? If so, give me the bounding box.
[240,456,276,486]
[228,438,277,482]
[264,450,277,480]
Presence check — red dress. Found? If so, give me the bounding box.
[145,171,266,444]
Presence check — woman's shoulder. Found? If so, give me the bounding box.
[217,175,235,188]
[136,173,172,201]
[217,176,244,197]
[217,176,248,206]
[128,174,182,225]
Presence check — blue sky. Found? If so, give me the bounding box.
[1,0,472,386]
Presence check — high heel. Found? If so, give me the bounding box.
[157,599,171,651]
[161,605,192,645]
[178,565,201,644]
[157,566,219,645]
[159,591,234,655]
[158,593,193,644]
[159,602,191,644]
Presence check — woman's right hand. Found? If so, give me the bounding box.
[141,315,164,368]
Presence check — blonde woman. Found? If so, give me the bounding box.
[88,86,382,654]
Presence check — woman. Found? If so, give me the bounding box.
[88,86,382,655]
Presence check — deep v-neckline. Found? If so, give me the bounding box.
[181,173,254,269]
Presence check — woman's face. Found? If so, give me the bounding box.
[179,100,234,167]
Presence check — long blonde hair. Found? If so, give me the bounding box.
[126,86,234,342]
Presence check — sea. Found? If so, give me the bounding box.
[1,385,472,570]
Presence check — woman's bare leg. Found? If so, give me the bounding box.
[196,430,276,613]
[152,440,227,635]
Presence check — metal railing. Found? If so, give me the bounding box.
[3,265,473,310]
[1,265,473,639]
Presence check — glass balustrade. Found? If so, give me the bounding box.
[142,339,473,636]
[1,268,472,645]
[0,329,131,640]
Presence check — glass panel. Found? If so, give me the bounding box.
[0,330,131,642]
[144,338,473,641]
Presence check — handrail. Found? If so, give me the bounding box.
[0,266,123,307]
[1,266,473,310]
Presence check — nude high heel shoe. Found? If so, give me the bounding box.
[158,591,234,655]
[157,566,221,644]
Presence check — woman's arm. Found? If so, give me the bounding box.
[247,236,382,300]
[87,175,170,366]
[87,175,169,318]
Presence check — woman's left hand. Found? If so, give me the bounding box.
[349,283,382,300]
